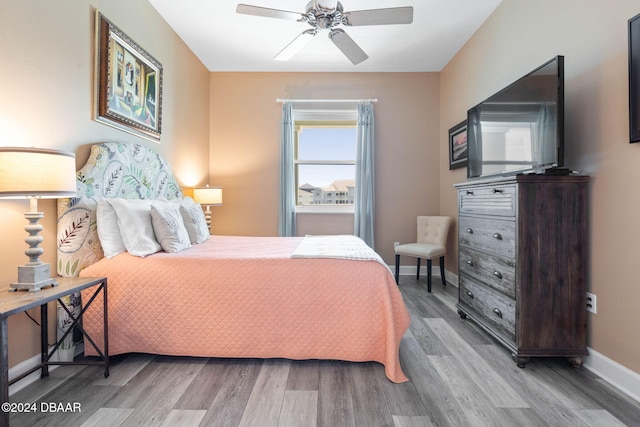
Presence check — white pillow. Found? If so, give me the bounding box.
[179,203,210,244]
[96,200,126,258]
[150,203,191,253]
[107,199,161,257]
[179,196,196,205]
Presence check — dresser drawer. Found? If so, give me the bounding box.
[459,278,516,344]
[459,246,516,299]
[459,216,516,259]
[459,184,516,216]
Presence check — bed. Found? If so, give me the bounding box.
[56,142,410,383]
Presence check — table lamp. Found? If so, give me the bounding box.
[0,147,77,292]
[192,185,222,233]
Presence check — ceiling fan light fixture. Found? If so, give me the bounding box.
[274,29,316,61]
[314,0,339,13]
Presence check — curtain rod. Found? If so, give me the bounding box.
[276,98,378,103]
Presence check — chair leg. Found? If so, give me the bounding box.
[395,254,400,284]
[416,258,421,280]
[427,259,432,292]
[440,256,447,286]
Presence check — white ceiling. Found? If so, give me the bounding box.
[147,0,502,72]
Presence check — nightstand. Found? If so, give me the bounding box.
[0,277,108,427]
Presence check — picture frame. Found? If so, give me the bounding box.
[95,12,163,142]
[449,120,468,170]
[629,12,640,143]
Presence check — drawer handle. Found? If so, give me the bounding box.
[493,270,503,279]
[466,228,474,234]
[466,190,474,195]
[466,259,474,266]
[466,291,474,299]
[492,188,503,193]
[493,232,502,240]
[493,308,503,318]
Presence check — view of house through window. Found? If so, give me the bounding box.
[294,121,357,207]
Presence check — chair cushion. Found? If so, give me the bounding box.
[395,243,445,259]
[418,216,452,246]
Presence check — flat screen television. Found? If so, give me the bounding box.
[467,56,564,179]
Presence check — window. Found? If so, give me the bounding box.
[280,103,374,244]
[294,120,357,212]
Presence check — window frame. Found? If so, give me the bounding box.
[292,110,357,214]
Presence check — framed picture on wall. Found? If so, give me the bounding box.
[629,12,640,143]
[95,11,163,142]
[449,120,468,169]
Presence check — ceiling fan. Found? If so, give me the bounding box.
[236,0,413,65]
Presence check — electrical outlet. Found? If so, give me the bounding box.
[394,241,399,248]
[586,292,597,314]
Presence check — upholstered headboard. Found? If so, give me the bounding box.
[56,142,182,277]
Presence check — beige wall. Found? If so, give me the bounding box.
[0,0,210,368]
[440,0,640,374]
[209,72,441,264]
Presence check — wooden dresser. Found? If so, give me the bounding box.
[454,174,589,367]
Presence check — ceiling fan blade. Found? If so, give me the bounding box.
[236,4,304,21]
[274,30,317,61]
[343,6,414,26]
[329,29,368,65]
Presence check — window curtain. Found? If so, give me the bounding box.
[279,102,296,236]
[354,101,375,248]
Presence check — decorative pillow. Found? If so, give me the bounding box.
[107,199,161,257]
[96,200,126,258]
[150,203,191,253]
[179,202,210,244]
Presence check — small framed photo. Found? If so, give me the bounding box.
[629,12,640,143]
[95,12,163,142]
[449,120,468,170]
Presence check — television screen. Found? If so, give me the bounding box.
[467,56,564,179]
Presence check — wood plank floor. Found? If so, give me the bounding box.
[10,276,640,426]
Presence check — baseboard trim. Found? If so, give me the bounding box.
[584,347,640,403]
[8,353,47,396]
[8,344,84,396]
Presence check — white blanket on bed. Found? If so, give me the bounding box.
[291,235,390,271]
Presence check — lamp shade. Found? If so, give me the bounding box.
[193,186,223,206]
[0,147,77,198]
[193,187,222,206]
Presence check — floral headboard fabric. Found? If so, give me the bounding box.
[56,142,182,277]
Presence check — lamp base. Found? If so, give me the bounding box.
[10,263,59,292]
[204,210,212,235]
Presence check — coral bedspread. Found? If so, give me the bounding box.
[79,235,410,382]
